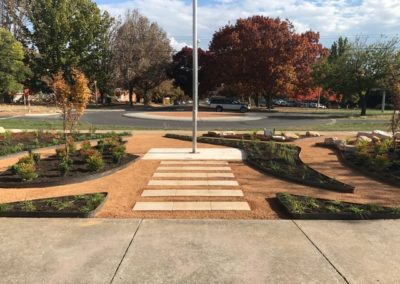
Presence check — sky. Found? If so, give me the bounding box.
[96,0,400,50]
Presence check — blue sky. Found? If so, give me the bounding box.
[96,0,400,50]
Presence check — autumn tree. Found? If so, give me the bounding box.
[50,69,90,155]
[111,10,172,106]
[207,16,325,109]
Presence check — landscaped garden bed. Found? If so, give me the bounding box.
[276,193,400,220]
[0,193,107,218]
[165,134,354,193]
[316,135,400,188]
[0,130,131,157]
[0,136,137,188]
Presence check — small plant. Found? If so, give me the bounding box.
[31,153,41,164]
[22,200,36,212]
[304,197,319,209]
[97,139,105,153]
[16,163,38,181]
[59,158,73,176]
[80,140,92,152]
[326,205,341,213]
[52,138,59,145]
[56,147,67,158]
[0,203,10,212]
[86,154,104,172]
[392,207,400,214]
[366,204,385,213]
[44,199,57,207]
[56,200,73,211]
[67,136,76,153]
[347,206,365,216]
[112,145,126,163]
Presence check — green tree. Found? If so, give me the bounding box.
[0,27,30,101]
[27,0,113,95]
[314,37,399,115]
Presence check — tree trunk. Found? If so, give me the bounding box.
[254,95,259,108]
[128,87,134,108]
[264,94,273,111]
[360,90,367,116]
[143,90,152,105]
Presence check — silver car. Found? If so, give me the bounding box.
[208,98,250,113]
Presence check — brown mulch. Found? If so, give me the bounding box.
[0,132,399,219]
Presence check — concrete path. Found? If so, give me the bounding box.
[134,159,250,212]
[1,219,399,283]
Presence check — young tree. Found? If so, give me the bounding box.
[50,69,90,156]
[111,10,172,106]
[208,16,325,109]
[0,27,30,102]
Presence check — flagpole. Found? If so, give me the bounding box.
[192,0,198,153]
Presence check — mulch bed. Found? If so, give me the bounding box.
[276,193,400,220]
[0,152,138,188]
[0,193,107,218]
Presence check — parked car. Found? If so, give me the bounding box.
[208,97,250,113]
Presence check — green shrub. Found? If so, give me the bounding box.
[56,147,67,158]
[97,139,105,153]
[31,153,40,164]
[22,200,36,212]
[17,155,34,165]
[112,145,126,163]
[16,163,38,182]
[59,158,73,176]
[86,153,104,172]
[80,140,92,152]
[326,205,341,213]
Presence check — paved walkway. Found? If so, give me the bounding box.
[133,159,251,212]
[0,218,399,283]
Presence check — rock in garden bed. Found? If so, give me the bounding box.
[165,133,354,193]
[0,193,107,218]
[276,193,400,220]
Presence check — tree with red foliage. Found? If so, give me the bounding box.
[207,16,326,109]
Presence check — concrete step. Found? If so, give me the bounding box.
[141,189,244,197]
[148,180,239,186]
[156,166,232,171]
[153,172,235,178]
[133,202,251,211]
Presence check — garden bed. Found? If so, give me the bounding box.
[0,193,107,218]
[165,134,354,193]
[0,137,138,188]
[316,142,400,188]
[0,130,131,157]
[276,193,400,220]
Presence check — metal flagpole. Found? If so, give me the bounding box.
[192,0,198,153]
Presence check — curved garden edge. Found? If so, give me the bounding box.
[0,154,140,189]
[164,133,355,193]
[0,193,108,218]
[315,143,400,189]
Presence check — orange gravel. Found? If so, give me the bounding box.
[0,132,399,219]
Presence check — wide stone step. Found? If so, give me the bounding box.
[160,161,229,165]
[153,172,235,178]
[142,148,245,160]
[141,189,244,197]
[132,202,251,211]
[156,166,232,171]
[148,180,239,186]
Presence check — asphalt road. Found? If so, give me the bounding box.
[79,110,333,130]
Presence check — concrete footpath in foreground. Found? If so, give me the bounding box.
[0,219,399,284]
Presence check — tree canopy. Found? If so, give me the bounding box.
[207,16,326,108]
[111,10,172,106]
[0,28,31,98]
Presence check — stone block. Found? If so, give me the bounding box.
[306,131,321,137]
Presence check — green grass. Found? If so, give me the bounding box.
[0,119,142,130]
[280,120,390,131]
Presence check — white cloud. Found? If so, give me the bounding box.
[98,0,400,49]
